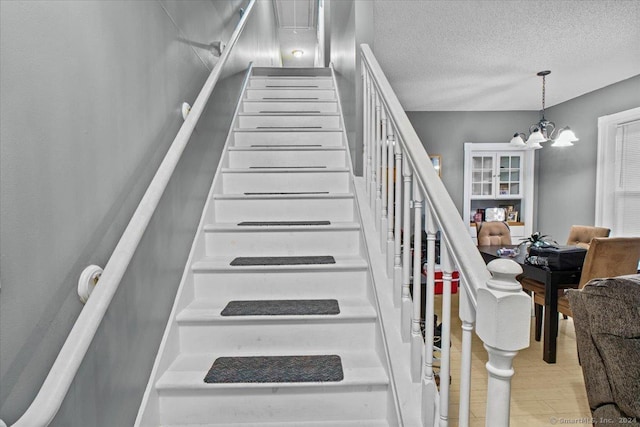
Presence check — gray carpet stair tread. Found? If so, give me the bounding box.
[230,256,336,266]
[237,221,331,226]
[244,191,330,195]
[249,166,327,169]
[204,355,344,383]
[221,299,340,316]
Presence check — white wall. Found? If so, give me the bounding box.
[328,0,356,170]
[0,1,279,424]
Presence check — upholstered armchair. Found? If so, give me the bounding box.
[566,225,611,249]
[475,221,512,246]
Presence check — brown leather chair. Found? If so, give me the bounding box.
[521,237,640,341]
[475,221,512,246]
[566,225,611,249]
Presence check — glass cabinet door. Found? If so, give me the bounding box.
[471,155,494,197]
[497,154,522,197]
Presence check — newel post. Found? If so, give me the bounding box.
[476,259,530,427]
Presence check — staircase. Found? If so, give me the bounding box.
[136,67,399,426]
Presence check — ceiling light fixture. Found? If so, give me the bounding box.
[292,49,304,58]
[510,70,579,149]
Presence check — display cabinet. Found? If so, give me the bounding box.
[463,143,535,244]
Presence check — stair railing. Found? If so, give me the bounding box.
[360,43,531,427]
[5,2,256,426]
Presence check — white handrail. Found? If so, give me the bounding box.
[9,1,256,425]
[360,44,490,304]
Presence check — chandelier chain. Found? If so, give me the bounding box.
[541,74,546,116]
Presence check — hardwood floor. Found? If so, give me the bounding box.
[436,293,591,427]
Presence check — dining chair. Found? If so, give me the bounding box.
[566,225,611,249]
[475,221,512,246]
[520,237,640,341]
[557,225,611,319]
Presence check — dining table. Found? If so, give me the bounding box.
[477,245,582,364]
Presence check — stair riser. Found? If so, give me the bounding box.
[211,197,355,222]
[221,171,350,194]
[178,320,377,353]
[158,385,389,424]
[227,149,347,168]
[245,89,336,100]
[232,130,343,147]
[241,101,338,113]
[237,115,340,129]
[204,228,361,257]
[248,77,334,88]
[192,270,370,301]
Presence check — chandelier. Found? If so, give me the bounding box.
[510,70,579,149]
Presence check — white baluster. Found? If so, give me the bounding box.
[362,66,369,193]
[439,241,454,427]
[411,179,423,383]
[401,160,413,342]
[386,126,395,274]
[393,142,403,308]
[380,108,388,249]
[458,283,476,427]
[476,259,530,427]
[374,94,382,225]
[422,206,437,426]
[369,82,377,208]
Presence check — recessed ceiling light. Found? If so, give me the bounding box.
[292,50,304,58]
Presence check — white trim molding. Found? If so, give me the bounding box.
[595,107,640,231]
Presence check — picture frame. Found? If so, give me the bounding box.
[507,211,519,222]
[430,155,442,177]
[500,204,515,214]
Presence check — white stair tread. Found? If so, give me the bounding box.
[192,255,367,273]
[212,192,354,200]
[156,350,388,391]
[246,87,334,91]
[233,128,342,133]
[242,95,335,99]
[250,80,333,84]
[221,167,349,173]
[242,98,336,103]
[162,420,389,427]
[250,76,333,80]
[227,146,345,152]
[176,297,376,323]
[237,112,340,117]
[203,221,360,232]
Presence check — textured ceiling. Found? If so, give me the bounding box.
[372,0,640,111]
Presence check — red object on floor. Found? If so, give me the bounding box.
[423,267,459,294]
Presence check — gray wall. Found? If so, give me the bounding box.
[537,75,640,241]
[353,1,375,176]
[327,0,374,175]
[406,111,537,215]
[0,1,279,424]
[328,0,357,170]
